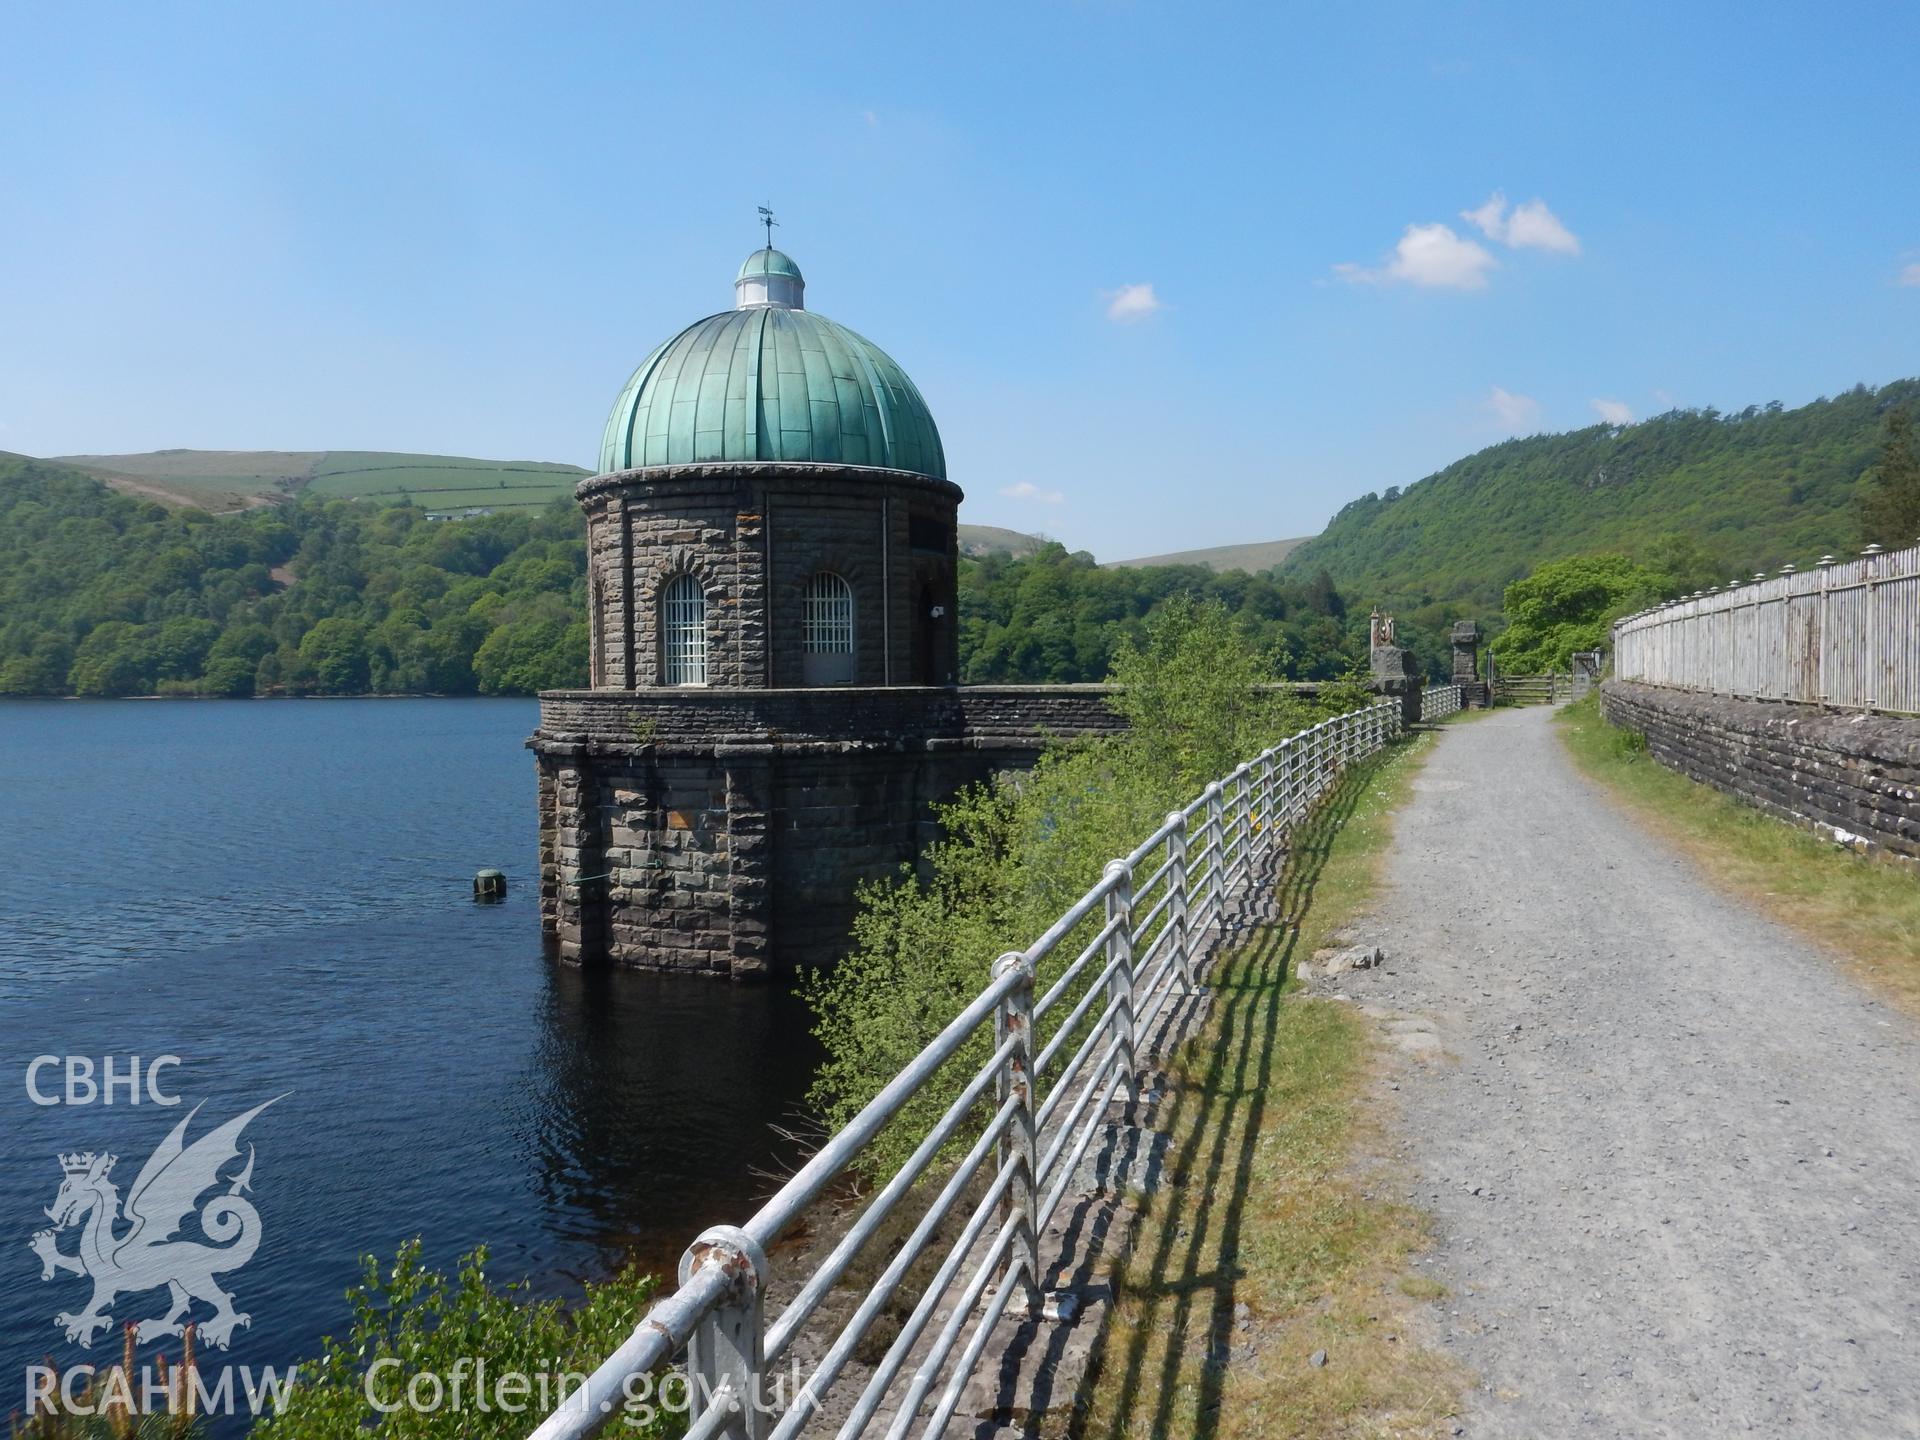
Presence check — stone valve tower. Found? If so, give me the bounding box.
[530,240,1123,977]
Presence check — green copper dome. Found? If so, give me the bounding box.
[736,247,803,282]
[599,250,946,479]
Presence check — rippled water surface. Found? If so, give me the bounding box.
[0,699,819,1426]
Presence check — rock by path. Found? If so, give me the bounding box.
[1344,706,1920,1438]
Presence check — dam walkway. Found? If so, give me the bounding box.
[1361,705,1920,1437]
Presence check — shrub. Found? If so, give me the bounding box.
[804,598,1364,1173]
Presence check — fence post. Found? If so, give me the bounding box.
[992,951,1039,1303]
[1864,544,1883,712]
[1103,861,1139,1095]
[1778,565,1796,701]
[680,1225,771,1439]
[1817,556,1834,706]
[1205,781,1225,933]
[1166,811,1192,990]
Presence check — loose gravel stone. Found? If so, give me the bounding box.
[1366,707,1920,1439]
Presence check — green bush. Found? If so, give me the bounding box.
[804,597,1369,1173]
[1491,553,1675,672]
[253,1241,675,1439]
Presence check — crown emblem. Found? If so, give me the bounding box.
[59,1152,112,1177]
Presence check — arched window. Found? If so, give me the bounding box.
[802,571,855,685]
[660,573,708,686]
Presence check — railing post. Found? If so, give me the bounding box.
[680,1225,771,1440]
[1102,861,1140,1093]
[1235,767,1253,880]
[1204,781,1225,932]
[1166,811,1191,990]
[1257,755,1276,858]
[992,951,1039,1302]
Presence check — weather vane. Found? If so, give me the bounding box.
[757,205,778,249]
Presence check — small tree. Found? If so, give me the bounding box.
[1862,406,1920,546]
[1492,554,1672,672]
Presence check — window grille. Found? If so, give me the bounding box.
[802,572,855,655]
[661,573,708,685]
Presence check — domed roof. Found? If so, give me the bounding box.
[599,250,946,480]
[736,247,803,282]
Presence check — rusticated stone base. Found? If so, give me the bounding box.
[530,686,1130,977]
[1599,680,1920,861]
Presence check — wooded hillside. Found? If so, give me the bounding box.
[1280,380,1919,610]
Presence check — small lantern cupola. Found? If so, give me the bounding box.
[735,247,805,310]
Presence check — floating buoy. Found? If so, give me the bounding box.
[473,869,507,900]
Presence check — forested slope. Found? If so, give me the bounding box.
[0,459,1377,696]
[1280,380,1918,610]
[0,456,588,696]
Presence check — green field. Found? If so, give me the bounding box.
[53,448,590,512]
[1106,535,1314,572]
[956,523,1048,558]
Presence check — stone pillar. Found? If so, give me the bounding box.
[536,755,560,935]
[721,751,774,979]
[1451,621,1488,706]
[550,753,607,964]
[1369,644,1422,726]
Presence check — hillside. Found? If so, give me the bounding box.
[0,453,588,697]
[957,524,1048,559]
[0,458,1377,696]
[53,448,589,514]
[1107,536,1313,573]
[1279,380,1917,610]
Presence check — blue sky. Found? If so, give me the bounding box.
[3,1,1916,560]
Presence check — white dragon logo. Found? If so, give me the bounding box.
[29,1098,281,1350]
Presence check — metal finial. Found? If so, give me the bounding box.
[757,205,778,249]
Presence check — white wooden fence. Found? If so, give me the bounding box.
[1612,540,1920,717]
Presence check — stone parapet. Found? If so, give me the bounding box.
[1599,680,1920,861]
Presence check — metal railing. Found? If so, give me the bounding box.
[527,699,1405,1440]
[1613,539,1920,716]
[1420,684,1463,721]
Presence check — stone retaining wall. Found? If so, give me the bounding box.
[1599,680,1920,861]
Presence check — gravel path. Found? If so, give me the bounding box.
[1351,705,1920,1439]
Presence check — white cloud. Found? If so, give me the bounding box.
[1460,194,1509,242]
[860,109,879,127]
[1899,261,1920,287]
[1487,386,1543,434]
[1103,283,1165,322]
[1591,398,1634,426]
[1335,223,1498,291]
[1000,481,1064,505]
[1461,192,1581,254]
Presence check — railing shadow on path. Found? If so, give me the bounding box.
[1016,757,1385,1440]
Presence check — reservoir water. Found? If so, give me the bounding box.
[0,698,820,1422]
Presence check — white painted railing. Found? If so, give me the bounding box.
[1420,684,1463,720]
[1613,540,1920,716]
[527,699,1404,1440]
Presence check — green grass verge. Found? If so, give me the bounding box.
[1558,693,1920,1017]
[1078,737,1462,1440]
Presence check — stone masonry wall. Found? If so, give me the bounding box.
[582,464,960,692]
[1600,680,1920,861]
[531,686,1128,976]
